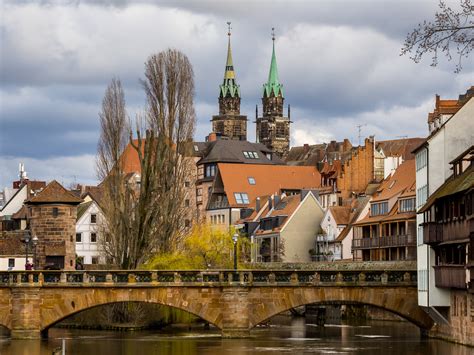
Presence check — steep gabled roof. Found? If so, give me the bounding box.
[371,160,416,202]
[26,180,82,205]
[329,206,351,225]
[217,163,321,207]
[77,201,94,221]
[376,138,425,160]
[198,140,284,165]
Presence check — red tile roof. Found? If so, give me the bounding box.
[217,163,321,207]
[26,180,82,205]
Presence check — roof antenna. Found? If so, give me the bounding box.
[356,124,367,146]
[227,21,232,37]
[272,27,275,41]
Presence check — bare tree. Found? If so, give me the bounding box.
[97,50,195,269]
[401,0,474,72]
[138,49,195,253]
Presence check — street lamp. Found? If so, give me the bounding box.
[32,235,38,269]
[232,233,238,270]
[22,231,31,269]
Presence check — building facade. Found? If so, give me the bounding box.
[415,87,474,345]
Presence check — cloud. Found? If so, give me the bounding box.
[0,154,97,188]
[1,0,473,187]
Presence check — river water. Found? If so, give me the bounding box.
[0,317,471,355]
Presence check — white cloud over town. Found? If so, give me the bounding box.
[0,0,472,186]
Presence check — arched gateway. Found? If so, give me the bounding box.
[0,269,433,338]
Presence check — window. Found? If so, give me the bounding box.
[196,188,202,196]
[417,185,428,208]
[185,199,190,207]
[77,256,84,264]
[248,177,256,185]
[91,256,99,265]
[205,164,216,177]
[184,181,190,188]
[76,233,82,243]
[234,192,250,204]
[416,149,427,171]
[417,226,424,246]
[243,151,258,159]
[265,153,272,160]
[8,259,14,268]
[52,207,58,217]
[399,198,415,213]
[371,201,388,216]
[90,214,97,224]
[185,219,191,228]
[90,233,97,243]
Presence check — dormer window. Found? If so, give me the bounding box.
[399,198,415,213]
[243,151,259,159]
[371,202,388,216]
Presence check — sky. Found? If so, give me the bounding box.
[0,0,473,187]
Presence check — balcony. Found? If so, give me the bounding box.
[423,219,472,245]
[434,265,467,289]
[352,234,416,249]
[423,222,443,244]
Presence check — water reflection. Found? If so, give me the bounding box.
[0,318,471,355]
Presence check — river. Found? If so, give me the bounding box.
[0,317,471,354]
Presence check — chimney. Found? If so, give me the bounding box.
[256,197,261,212]
[268,196,273,210]
[303,144,310,153]
[207,132,217,142]
[343,138,351,151]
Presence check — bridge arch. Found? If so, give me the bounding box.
[39,287,223,332]
[247,286,433,330]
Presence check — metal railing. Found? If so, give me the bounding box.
[0,269,417,287]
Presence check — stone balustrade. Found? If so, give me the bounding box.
[0,269,417,287]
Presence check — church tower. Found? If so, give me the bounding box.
[211,23,247,140]
[256,29,291,157]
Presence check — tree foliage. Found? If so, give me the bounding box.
[97,49,195,269]
[146,224,249,270]
[401,0,474,72]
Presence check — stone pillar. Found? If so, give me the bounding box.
[11,288,42,339]
[220,287,250,338]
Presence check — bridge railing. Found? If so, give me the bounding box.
[0,269,417,287]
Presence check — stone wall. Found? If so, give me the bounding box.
[428,290,474,346]
[28,204,77,270]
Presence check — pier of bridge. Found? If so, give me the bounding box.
[0,268,433,339]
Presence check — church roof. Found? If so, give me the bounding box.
[219,29,240,98]
[263,35,284,98]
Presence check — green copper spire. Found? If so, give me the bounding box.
[219,22,240,98]
[263,28,284,98]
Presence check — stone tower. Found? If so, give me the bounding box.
[211,23,247,140]
[256,30,291,158]
[26,180,82,270]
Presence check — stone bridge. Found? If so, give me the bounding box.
[0,268,433,339]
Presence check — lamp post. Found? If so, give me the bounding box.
[232,233,238,270]
[23,231,31,269]
[32,235,38,269]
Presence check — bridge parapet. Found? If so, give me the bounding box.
[0,269,417,287]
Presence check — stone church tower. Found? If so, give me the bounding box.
[211,24,247,140]
[256,31,291,157]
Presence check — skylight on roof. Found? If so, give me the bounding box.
[234,192,249,204]
[248,177,256,185]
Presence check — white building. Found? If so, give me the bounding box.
[415,88,474,322]
[75,197,105,265]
